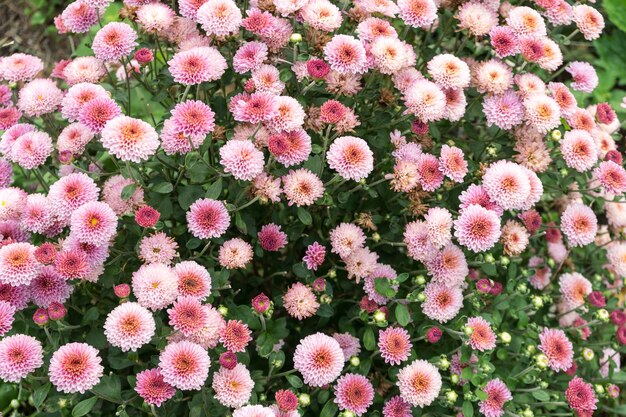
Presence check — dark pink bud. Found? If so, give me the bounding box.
[114,284,131,298]
[588,291,606,308]
[48,302,67,320]
[219,351,238,369]
[33,308,49,326]
[252,293,270,314]
[426,327,443,343]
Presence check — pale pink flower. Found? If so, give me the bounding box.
[397,360,442,407]
[466,316,496,351]
[218,238,253,269]
[324,35,368,75]
[92,22,138,62]
[104,302,156,352]
[334,373,374,416]
[49,343,103,393]
[538,328,573,371]
[212,363,254,408]
[454,204,501,253]
[282,169,324,207]
[422,282,463,323]
[378,327,412,365]
[197,0,242,36]
[293,333,344,387]
[135,368,175,407]
[168,47,227,85]
[219,140,265,181]
[0,334,43,383]
[283,282,319,320]
[159,340,210,390]
[101,116,159,162]
[560,203,597,247]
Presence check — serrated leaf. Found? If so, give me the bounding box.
[72,397,98,417]
[33,383,51,409]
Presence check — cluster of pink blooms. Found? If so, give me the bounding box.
[0,0,625,416]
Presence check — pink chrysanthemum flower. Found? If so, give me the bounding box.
[378,327,411,365]
[233,405,274,417]
[549,82,577,117]
[422,282,463,323]
[572,5,604,41]
[0,300,15,336]
[17,79,63,118]
[174,261,211,301]
[135,368,175,407]
[0,187,26,222]
[332,333,361,361]
[345,247,378,283]
[160,118,205,155]
[177,0,208,20]
[0,124,36,159]
[159,340,210,390]
[483,160,532,211]
[69,201,117,246]
[102,175,144,216]
[168,296,211,340]
[466,316,496,351]
[171,100,215,137]
[231,92,279,124]
[132,263,179,311]
[363,264,397,305]
[257,223,287,251]
[61,1,97,33]
[219,140,265,181]
[457,1,498,36]
[334,373,374,416]
[426,243,468,288]
[438,145,467,183]
[293,333,344,387]
[370,36,411,75]
[33,244,57,267]
[57,123,94,156]
[415,153,443,192]
[479,379,512,417]
[220,319,252,352]
[135,205,160,228]
[300,0,342,32]
[54,248,91,280]
[483,90,525,130]
[11,131,53,169]
[404,220,437,263]
[403,79,446,123]
[49,343,103,393]
[218,238,253,269]
[61,82,108,122]
[303,242,326,271]
[0,242,41,287]
[212,363,255,408]
[28,266,73,308]
[233,42,268,74]
[566,377,598,415]
[489,26,519,58]
[282,168,324,207]
[506,6,546,38]
[92,22,137,62]
[327,136,374,181]
[538,328,573,371]
[251,65,284,95]
[169,305,224,349]
[63,57,107,86]
[424,207,452,248]
[594,161,626,195]
[0,283,29,311]
[427,54,470,90]
[474,59,513,95]
[48,173,99,222]
[168,47,227,85]
[0,53,43,82]
[139,232,178,264]
[186,198,230,239]
[454,204,501,253]
[397,0,437,28]
[500,220,530,256]
[524,94,561,134]
[283,282,319,320]
[356,17,397,42]
[0,107,21,131]
[330,223,366,259]
[136,2,175,33]
[0,334,43,383]
[78,96,122,133]
[383,395,412,417]
[266,97,306,134]
[397,359,441,407]
[104,302,155,352]
[324,35,368,75]
[101,116,159,162]
[560,203,597,247]
[267,129,311,167]
[566,61,598,93]
[559,272,591,307]
[560,129,597,172]
[197,0,242,36]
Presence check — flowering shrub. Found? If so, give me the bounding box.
[1,0,626,416]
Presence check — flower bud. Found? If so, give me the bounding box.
[218,305,228,316]
[438,356,450,370]
[596,308,610,322]
[582,348,594,361]
[517,283,528,293]
[547,258,556,268]
[320,294,332,304]
[290,33,303,44]
[608,384,620,398]
[33,308,49,326]
[259,393,267,401]
[372,232,381,242]
[484,253,495,263]
[499,332,512,345]
[414,275,426,285]
[416,292,426,302]
[520,408,534,417]
[550,129,562,141]
[328,269,337,279]
[535,353,549,369]
[594,384,605,395]
[114,284,131,298]
[559,168,568,177]
[531,296,544,309]
[464,326,474,336]
[271,359,283,368]
[340,411,356,417]
[487,146,497,156]
[298,393,311,407]
[10,399,19,409]
[349,356,360,367]
[500,256,510,266]
[373,310,387,325]
[450,374,460,384]
[539,381,549,389]
[58,399,68,409]
[445,390,458,403]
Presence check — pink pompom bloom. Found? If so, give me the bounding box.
[136,2,175,33]
[28,266,73,308]
[17,79,63,117]
[114,283,131,298]
[58,123,94,156]
[454,204,501,253]
[63,57,107,86]
[378,327,412,365]
[69,201,117,246]
[258,223,287,251]
[282,168,324,207]
[397,0,437,28]
[61,1,98,33]
[397,359,442,407]
[426,243,468,288]
[566,61,598,93]
[0,123,36,157]
[0,300,15,336]
[560,203,597,247]
[135,205,160,228]
[104,302,156,352]
[560,129,597,172]
[212,363,255,408]
[101,116,159,163]
[482,160,531,211]
[483,90,525,130]
[330,223,366,259]
[78,96,122,133]
[422,282,463,323]
[233,42,268,74]
[489,26,519,58]
[174,261,212,301]
[170,100,215,136]
[383,395,413,417]
[457,1,498,37]
[538,328,573,372]
[427,54,470,90]
[168,296,210,337]
[135,368,176,407]
[523,94,561,134]
[0,107,21,131]
[220,319,252,352]
[300,0,342,32]
[219,140,265,181]
[479,379,512,417]
[572,5,604,41]
[327,136,374,181]
[0,282,29,311]
[594,161,626,195]
[186,198,230,239]
[11,131,53,169]
[559,272,591,307]
[197,0,242,36]
[268,129,311,167]
[92,22,138,62]
[566,377,598,416]
[0,334,44,383]
[293,333,344,387]
[0,53,44,82]
[61,82,109,122]
[49,343,103,393]
[334,373,374,416]
[48,173,99,221]
[324,35,368,75]
[159,340,210,390]
[465,316,496,351]
[403,79,446,123]
[303,242,326,271]
[168,47,227,85]
[283,282,319,320]
[439,145,467,183]
[332,333,361,361]
[218,238,253,269]
[232,405,274,417]
[231,92,279,124]
[0,242,41,286]
[132,263,179,311]
[139,232,178,264]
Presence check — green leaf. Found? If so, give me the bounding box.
[363,327,376,351]
[395,304,410,326]
[462,401,474,417]
[374,278,396,298]
[320,400,339,417]
[285,374,303,388]
[206,178,223,199]
[91,375,123,403]
[297,207,312,225]
[481,263,497,277]
[396,273,409,283]
[33,383,51,409]
[120,183,137,200]
[72,397,98,417]
[605,0,626,34]
[475,390,488,401]
[532,390,551,402]
[178,185,205,210]
[152,182,174,194]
